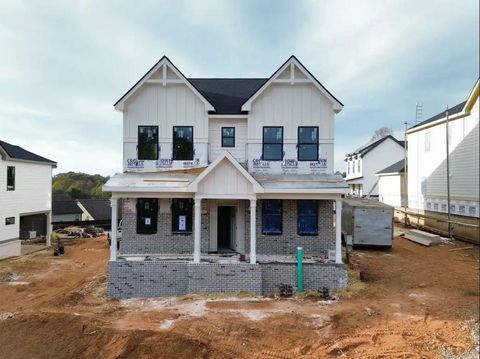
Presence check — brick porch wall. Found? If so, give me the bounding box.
[120,198,209,255]
[245,200,335,256]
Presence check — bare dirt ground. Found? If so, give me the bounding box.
[0,233,478,359]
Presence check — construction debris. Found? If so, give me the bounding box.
[403,229,442,246]
[278,283,293,298]
[448,246,474,252]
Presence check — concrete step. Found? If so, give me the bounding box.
[404,230,442,246]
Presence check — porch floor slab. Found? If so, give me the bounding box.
[118,253,331,264]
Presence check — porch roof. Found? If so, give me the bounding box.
[103,171,198,193]
[254,173,349,194]
[104,168,349,195]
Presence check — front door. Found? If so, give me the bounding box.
[217,206,234,251]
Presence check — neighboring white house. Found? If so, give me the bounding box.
[0,140,56,259]
[104,55,349,298]
[406,80,479,221]
[344,135,405,197]
[376,159,406,208]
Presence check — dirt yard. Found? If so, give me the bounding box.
[0,233,478,359]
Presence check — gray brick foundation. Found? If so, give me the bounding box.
[108,259,347,299]
[187,263,261,294]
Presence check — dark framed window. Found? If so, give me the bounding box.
[297,200,318,235]
[221,127,235,148]
[262,200,282,235]
[172,198,193,233]
[173,126,193,160]
[298,127,319,161]
[5,217,15,225]
[7,166,15,191]
[136,198,158,234]
[262,127,283,161]
[138,126,158,160]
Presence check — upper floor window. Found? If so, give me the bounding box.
[262,199,282,235]
[298,127,319,161]
[263,127,283,161]
[347,161,350,174]
[136,198,158,234]
[352,160,355,173]
[7,166,15,191]
[221,127,235,148]
[358,159,361,172]
[173,126,193,160]
[171,198,193,233]
[297,200,318,235]
[424,132,431,153]
[138,126,158,160]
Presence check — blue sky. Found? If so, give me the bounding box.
[0,0,478,175]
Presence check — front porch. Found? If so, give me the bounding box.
[104,152,349,298]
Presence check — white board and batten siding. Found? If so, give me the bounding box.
[123,83,208,172]
[197,158,254,198]
[247,83,335,175]
[407,97,479,217]
[0,159,53,244]
[208,118,247,163]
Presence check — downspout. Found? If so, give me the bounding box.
[403,121,408,225]
[445,107,452,238]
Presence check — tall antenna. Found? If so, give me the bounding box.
[415,103,423,123]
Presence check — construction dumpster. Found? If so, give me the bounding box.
[341,198,394,247]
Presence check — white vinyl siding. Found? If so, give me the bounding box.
[0,159,52,242]
[208,118,247,163]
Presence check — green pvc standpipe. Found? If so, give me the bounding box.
[297,246,304,292]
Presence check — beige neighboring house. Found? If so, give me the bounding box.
[405,79,479,242]
[0,140,56,259]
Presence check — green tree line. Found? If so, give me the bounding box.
[52,172,110,199]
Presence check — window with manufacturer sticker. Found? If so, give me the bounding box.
[136,198,158,234]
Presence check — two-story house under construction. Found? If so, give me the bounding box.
[105,56,349,298]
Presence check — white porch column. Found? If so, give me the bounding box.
[193,198,202,263]
[335,199,343,264]
[249,199,256,264]
[46,211,52,247]
[110,197,118,261]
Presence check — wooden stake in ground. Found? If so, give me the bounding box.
[448,246,474,252]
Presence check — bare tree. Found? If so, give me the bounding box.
[370,127,394,142]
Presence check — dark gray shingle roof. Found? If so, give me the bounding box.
[345,135,404,157]
[376,159,405,175]
[52,198,82,215]
[77,198,122,221]
[0,140,56,165]
[409,101,466,130]
[189,78,267,114]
